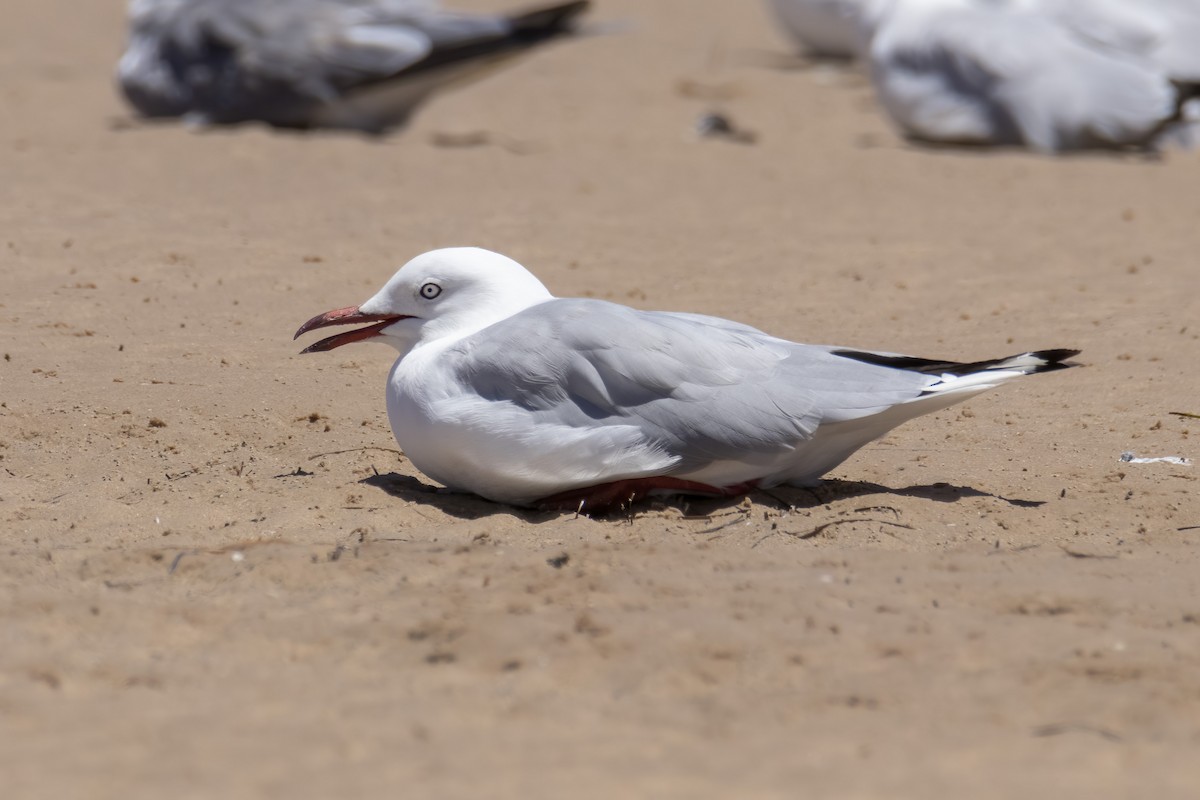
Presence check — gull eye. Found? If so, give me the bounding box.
[419,282,442,300]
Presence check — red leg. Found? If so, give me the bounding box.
[536,476,759,514]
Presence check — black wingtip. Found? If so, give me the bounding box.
[1027,348,1082,373]
[508,1,590,39]
[832,347,1083,376]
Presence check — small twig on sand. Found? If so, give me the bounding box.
[1060,546,1118,560]
[853,505,901,517]
[168,551,192,574]
[1032,722,1122,742]
[307,446,402,461]
[272,467,313,478]
[697,511,752,535]
[987,543,1040,556]
[753,517,913,548]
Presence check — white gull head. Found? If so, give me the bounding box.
[294,247,554,356]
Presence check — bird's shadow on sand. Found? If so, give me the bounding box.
[360,472,1045,522]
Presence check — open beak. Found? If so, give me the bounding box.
[293,305,408,353]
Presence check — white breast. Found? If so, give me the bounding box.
[383,342,678,505]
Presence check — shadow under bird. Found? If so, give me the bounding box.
[294,247,1079,513]
[117,0,590,133]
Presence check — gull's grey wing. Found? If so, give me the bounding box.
[871,6,1175,151]
[117,0,588,130]
[443,299,934,473]
[306,0,590,131]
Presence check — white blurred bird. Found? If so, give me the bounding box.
[863,0,1200,152]
[1036,0,1200,83]
[117,0,590,133]
[764,0,872,59]
[295,247,1078,512]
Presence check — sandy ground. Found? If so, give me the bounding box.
[3,1,1200,797]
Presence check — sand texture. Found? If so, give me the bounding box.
[3,1,1200,797]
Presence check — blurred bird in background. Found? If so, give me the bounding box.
[764,0,871,59]
[117,0,590,134]
[765,0,1200,152]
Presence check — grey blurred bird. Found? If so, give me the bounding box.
[117,0,590,133]
[764,0,872,59]
[864,0,1200,152]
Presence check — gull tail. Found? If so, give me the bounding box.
[917,348,1080,396]
[833,348,1081,396]
[780,348,1079,487]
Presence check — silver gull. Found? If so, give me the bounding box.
[295,247,1079,511]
